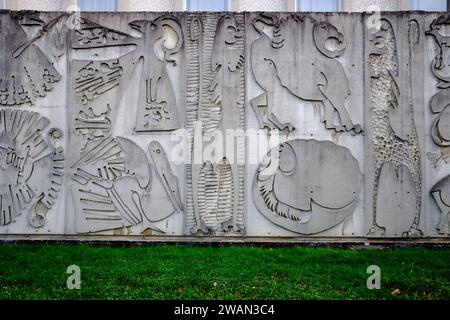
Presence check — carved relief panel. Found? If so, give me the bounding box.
[185,13,246,236]
[426,13,450,236]
[0,11,67,234]
[364,13,426,237]
[246,13,365,237]
[0,10,447,240]
[67,12,185,236]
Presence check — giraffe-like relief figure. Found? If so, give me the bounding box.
[367,19,422,237]
[250,14,361,134]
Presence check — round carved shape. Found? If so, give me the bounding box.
[253,139,361,235]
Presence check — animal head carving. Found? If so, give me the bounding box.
[313,21,346,58]
[129,16,183,65]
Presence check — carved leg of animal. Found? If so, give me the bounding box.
[265,93,294,132]
[367,166,386,236]
[322,99,344,132]
[191,164,210,235]
[403,192,423,237]
[322,89,362,133]
[251,92,277,130]
[222,162,241,232]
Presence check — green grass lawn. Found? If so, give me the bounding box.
[0,244,449,300]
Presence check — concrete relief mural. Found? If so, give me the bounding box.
[0,12,62,106]
[427,13,450,237]
[253,139,361,235]
[0,109,64,227]
[0,11,446,240]
[250,13,361,134]
[365,15,425,237]
[185,13,246,236]
[67,13,184,235]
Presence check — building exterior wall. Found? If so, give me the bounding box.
[0,10,449,240]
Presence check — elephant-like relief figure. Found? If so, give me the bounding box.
[70,15,183,133]
[253,139,361,235]
[250,14,361,134]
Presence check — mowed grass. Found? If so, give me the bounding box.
[0,244,449,300]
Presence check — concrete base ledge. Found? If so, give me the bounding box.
[1,235,450,248]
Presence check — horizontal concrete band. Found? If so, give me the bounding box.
[2,235,450,248]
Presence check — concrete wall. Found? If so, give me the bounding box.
[0,10,449,240]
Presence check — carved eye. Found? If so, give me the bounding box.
[278,143,296,174]
[321,24,327,29]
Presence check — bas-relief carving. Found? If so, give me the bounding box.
[0,12,62,106]
[253,139,361,235]
[68,14,184,234]
[427,14,450,167]
[0,11,445,239]
[431,176,450,235]
[0,109,64,227]
[250,13,362,134]
[71,136,182,234]
[70,14,183,137]
[366,17,423,237]
[426,14,450,236]
[186,13,246,235]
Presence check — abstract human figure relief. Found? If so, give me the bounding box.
[426,14,450,166]
[253,139,361,235]
[0,109,64,227]
[70,15,183,134]
[366,18,423,237]
[250,13,361,134]
[0,12,62,106]
[71,137,183,234]
[129,17,183,132]
[431,175,450,235]
[185,14,246,235]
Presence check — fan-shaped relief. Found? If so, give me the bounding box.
[249,13,361,134]
[253,139,361,235]
[0,109,64,228]
[366,17,423,237]
[426,14,450,166]
[71,137,183,234]
[0,12,64,106]
[186,13,245,236]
